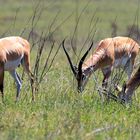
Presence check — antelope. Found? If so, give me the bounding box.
[117,66,140,103]
[62,36,140,94]
[0,36,35,102]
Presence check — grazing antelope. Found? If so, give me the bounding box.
[117,66,140,103]
[62,36,140,93]
[0,36,35,102]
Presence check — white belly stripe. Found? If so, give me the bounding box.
[114,56,131,68]
[4,56,23,71]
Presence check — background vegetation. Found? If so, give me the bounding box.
[0,0,140,139]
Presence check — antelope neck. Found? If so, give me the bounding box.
[82,65,94,75]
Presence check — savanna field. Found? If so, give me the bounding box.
[0,0,140,139]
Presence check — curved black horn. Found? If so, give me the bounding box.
[78,42,93,76]
[62,39,77,76]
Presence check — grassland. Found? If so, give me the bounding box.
[0,0,140,139]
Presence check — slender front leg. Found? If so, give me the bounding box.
[124,60,136,101]
[9,70,22,102]
[101,67,112,101]
[0,66,4,102]
[102,67,112,88]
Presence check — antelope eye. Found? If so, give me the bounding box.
[82,74,86,80]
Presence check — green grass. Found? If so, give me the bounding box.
[0,0,140,139]
[0,0,140,40]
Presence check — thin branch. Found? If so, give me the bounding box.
[85,125,117,138]
[71,0,91,55]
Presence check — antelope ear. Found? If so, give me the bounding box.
[73,65,78,72]
[73,65,79,78]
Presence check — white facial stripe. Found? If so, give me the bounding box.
[4,56,23,71]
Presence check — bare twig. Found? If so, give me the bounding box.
[85,124,117,138]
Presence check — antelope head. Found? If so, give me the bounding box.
[62,40,94,92]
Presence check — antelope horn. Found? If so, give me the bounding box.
[62,39,77,76]
[78,42,93,76]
